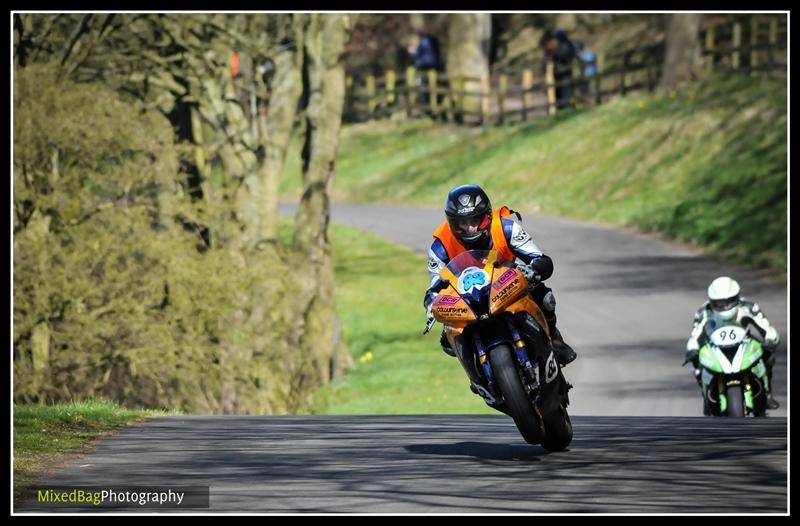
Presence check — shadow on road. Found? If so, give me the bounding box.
[405,441,550,461]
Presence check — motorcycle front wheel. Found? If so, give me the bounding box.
[489,345,544,445]
[726,384,745,417]
[541,404,573,452]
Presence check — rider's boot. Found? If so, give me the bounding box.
[764,350,780,409]
[702,394,712,416]
[767,396,780,410]
[547,315,576,366]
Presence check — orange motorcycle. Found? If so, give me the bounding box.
[426,249,573,451]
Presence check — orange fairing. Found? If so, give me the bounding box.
[431,286,476,326]
[489,267,528,315]
[508,294,551,339]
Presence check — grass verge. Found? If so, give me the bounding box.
[309,223,495,414]
[13,399,171,501]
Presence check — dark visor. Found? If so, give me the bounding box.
[710,298,738,312]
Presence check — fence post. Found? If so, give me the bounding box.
[522,69,533,121]
[454,76,465,123]
[546,61,556,115]
[732,22,742,70]
[705,26,716,75]
[428,69,438,117]
[768,18,777,71]
[442,73,453,122]
[366,74,376,117]
[345,75,353,119]
[595,52,604,106]
[750,17,759,72]
[497,74,507,124]
[406,66,416,117]
[572,60,581,106]
[386,69,396,106]
[621,52,628,96]
[481,73,491,124]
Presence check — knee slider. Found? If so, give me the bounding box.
[764,351,776,368]
[542,291,556,313]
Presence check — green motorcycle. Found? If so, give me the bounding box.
[696,324,770,417]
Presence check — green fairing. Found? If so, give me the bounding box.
[751,360,767,379]
[699,344,724,372]
[739,339,763,370]
[700,339,762,373]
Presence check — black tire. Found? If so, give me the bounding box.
[726,385,745,417]
[751,376,768,417]
[489,345,544,445]
[541,404,573,452]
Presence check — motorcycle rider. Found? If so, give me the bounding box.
[685,276,781,411]
[424,184,576,366]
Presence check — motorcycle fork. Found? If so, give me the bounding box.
[473,333,496,396]
[717,377,727,414]
[505,316,538,388]
[743,373,754,411]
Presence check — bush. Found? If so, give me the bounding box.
[14,63,295,413]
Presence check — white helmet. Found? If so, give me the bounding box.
[707,276,741,321]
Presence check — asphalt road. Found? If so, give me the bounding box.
[281,203,788,417]
[19,416,787,513]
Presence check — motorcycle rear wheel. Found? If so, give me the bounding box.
[489,345,544,445]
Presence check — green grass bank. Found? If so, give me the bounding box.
[284,75,787,272]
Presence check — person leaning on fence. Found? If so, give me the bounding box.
[540,28,578,109]
[408,33,443,112]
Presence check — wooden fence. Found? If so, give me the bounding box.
[343,15,787,126]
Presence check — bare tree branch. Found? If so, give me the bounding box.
[59,14,93,70]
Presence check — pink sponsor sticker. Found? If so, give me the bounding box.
[434,295,461,306]
[493,268,516,289]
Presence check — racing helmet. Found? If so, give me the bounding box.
[444,184,492,249]
[707,276,741,321]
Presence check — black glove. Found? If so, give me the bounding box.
[683,349,699,366]
[517,262,541,287]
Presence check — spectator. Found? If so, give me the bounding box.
[408,33,443,111]
[540,28,578,109]
[412,33,442,71]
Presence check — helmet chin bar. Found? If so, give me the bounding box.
[460,230,489,249]
[715,308,737,321]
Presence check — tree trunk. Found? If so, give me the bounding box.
[288,13,354,410]
[554,13,577,32]
[256,15,305,246]
[409,13,425,34]
[446,14,491,116]
[658,14,703,92]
